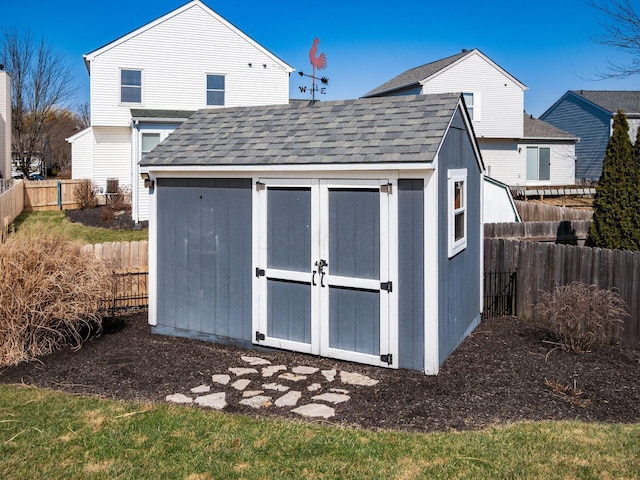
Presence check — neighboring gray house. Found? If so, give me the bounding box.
[141,93,484,374]
[540,90,640,180]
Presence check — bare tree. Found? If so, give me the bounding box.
[591,0,640,78]
[75,101,90,130]
[0,30,75,177]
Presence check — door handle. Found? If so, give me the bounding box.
[320,270,326,287]
[312,270,317,286]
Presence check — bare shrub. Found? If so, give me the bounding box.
[100,206,115,222]
[108,186,131,212]
[536,282,628,353]
[73,179,97,210]
[0,236,113,367]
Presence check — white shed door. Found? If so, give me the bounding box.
[253,179,397,368]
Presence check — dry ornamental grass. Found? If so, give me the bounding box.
[0,236,113,366]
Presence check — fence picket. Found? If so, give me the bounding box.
[484,238,640,348]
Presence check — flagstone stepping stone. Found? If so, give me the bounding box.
[340,371,379,386]
[292,403,335,419]
[241,355,271,366]
[166,393,193,404]
[307,383,322,392]
[194,392,227,410]
[243,390,264,398]
[275,391,302,407]
[190,384,211,394]
[212,374,231,385]
[321,369,337,382]
[239,395,272,409]
[292,366,319,375]
[229,367,258,376]
[262,365,287,377]
[262,383,289,392]
[330,388,350,394]
[279,372,307,382]
[232,379,252,390]
[312,392,351,404]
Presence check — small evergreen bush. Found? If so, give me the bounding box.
[536,282,628,353]
[0,236,113,366]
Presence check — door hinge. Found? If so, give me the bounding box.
[256,181,266,191]
[256,331,265,341]
[380,354,393,365]
[255,267,265,277]
[381,281,393,292]
[380,183,393,194]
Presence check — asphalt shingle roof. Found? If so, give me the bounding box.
[141,93,462,167]
[363,51,470,98]
[573,90,640,115]
[523,113,579,140]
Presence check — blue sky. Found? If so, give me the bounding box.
[2,0,638,116]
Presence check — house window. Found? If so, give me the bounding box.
[206,74,225,106]
[120,69,142,104]
[526,146,551,181]
[462,92,480,121]
[141,133,161,157]
[448,169,467,257]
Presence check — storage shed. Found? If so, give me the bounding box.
[141,93,484,374]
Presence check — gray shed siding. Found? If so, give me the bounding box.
[398,179,425,371]
[541,94,610,180]
[437,110,482,364]
[154,178,253,345]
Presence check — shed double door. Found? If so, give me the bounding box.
[253,179,397,368]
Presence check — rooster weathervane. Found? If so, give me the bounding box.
[298,38,329,101]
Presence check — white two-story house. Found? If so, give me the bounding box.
[364,49,578,189]
[68,0,294,222]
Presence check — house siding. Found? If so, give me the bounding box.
[398,179,424,371]
[70,129,94,180]
[0,72,11,179]
[92,127,131,191]
[421,52,524,138]
[540,93,611,180]
[437,110,482,364]
[154,178,253,344]
[479,139,575,186]
[90,3,290,127]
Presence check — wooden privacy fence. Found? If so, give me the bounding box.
[0,180,24,242]
[24,179,85,211]
[485,220,591,244]
[82,241,149,311]
[514,200,593,222]
[484,238,640,348]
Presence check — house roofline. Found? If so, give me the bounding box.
[83,0,294,74]
[419,49,528,92]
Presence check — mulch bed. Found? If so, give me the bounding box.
[66,207,148,230]
[1,313,639,432]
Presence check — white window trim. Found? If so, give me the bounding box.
[462,92,481,121]
[448,168,467,258]
[119,68,143,105]
[205,73,226,107]
[526,146,551,182]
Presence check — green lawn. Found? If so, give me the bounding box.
[12,211,148,244]
[0,385,638,479]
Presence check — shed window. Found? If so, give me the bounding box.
[526,146,551,181]
[448,169,467,257]
[120,69,142,104]
[206,74,225,106]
